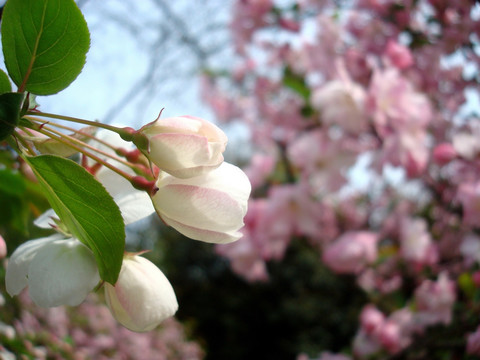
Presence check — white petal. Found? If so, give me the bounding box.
[33,209,59,229]
[114,191,155,225]
[5,234,64,297]
[28,239,100,307]
[161,214,242,244]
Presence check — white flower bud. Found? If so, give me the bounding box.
[6,235,100,307]
[152,162,251,244]
[104,255,178,332]
[139,115,228,179]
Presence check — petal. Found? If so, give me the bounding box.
[114,191,155,225]
[161,214,242,244]
[155,184,246,232]
[5,234,64,297]
[153,162,251,235]
[28,239,100,307]
[33,209,59,229]
[158,162,251,206]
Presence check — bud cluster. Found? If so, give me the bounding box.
[5,113,251,332]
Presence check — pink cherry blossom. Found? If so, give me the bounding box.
[323,231,378,274]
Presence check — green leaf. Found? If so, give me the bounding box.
[0,169,26,196]
[1,0,90,95]
[0,92,25,141]
[283,66,311,100]
[0,70,12,94]
[25,155,125,284]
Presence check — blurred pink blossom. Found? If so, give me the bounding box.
[457,182,480,228]
[354,307,416,357]
[467,325,480,356]
[244,153,276,190]
[323,231,378,274]
[400,217,438,269]
[432,143,457,165]
[384,39,414,69]
[230,0,273,54]
[460,233,480,265]
[310,79,368,133]
[378,309,415,354]
[360,304,385,335]
[414,272,456,327]
[367,67,432,136]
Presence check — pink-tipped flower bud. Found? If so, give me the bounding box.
[137,115,228,179]
[104,254,178,332]
[152,162,251,244]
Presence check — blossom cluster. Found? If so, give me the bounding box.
[202,0,480,358]
[0,245,203,360]
[4,115,251,332]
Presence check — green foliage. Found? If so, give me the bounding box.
[283,66,310,100]
[0,70,12,94]
[0,92,25,141]
[24,155,125,284]
[1,0,90,95]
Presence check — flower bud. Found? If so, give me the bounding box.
[6,235,100,307]
[152,162,251,244]
[104,255,178,332]
[138,115,228,179]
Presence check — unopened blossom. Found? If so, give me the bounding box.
[152,162,251,244]
[6,234,100,307]
[137,115,228,179]
[104,254,178,332]
[322,231,378,274]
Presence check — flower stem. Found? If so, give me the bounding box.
[10,131,36,156]
[25,111,135,140]
[37,123,153,179]
[31,125,142,185]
